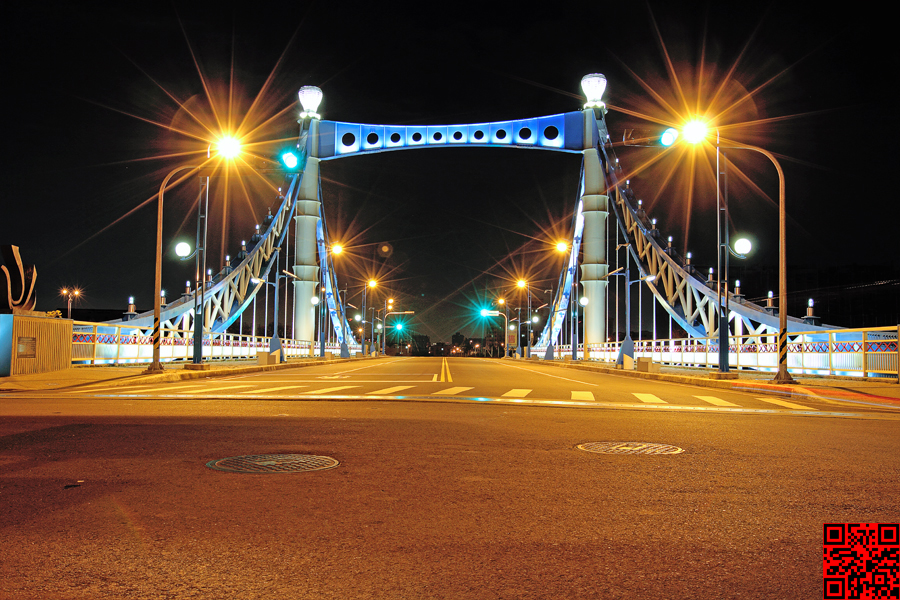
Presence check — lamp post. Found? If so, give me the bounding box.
[362,279,376,355]
[682,121,792,383]
[60,288,80,320]
[146,164,200,374]
[517,279,531,358]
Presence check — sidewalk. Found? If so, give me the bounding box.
[546,360,900,407]
[0,357,371,393]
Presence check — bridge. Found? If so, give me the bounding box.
[20,74,895,380]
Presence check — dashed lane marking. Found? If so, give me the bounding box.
[502,389,533,397]
[367,386,416,395]
[571,391,595,401]
[694,395,740,407]
[633,393,667,404]
[433,387,474,395]
[758,397,817,411]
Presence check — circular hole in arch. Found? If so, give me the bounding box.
[412,132,423,142]
[519,127,532,141]
[543,125,559,140]
[453,131,463,141]
[473,130,484,141]
[432,131,443,142]
[366,132,379,145]
[496,129,507,140]
[390,132,401,144]
[341,132,356,147]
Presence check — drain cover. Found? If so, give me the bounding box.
[577,442,684,455]
[206,454,339,473]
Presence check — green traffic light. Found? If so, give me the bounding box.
[661,128,678,146]
[281,151,299,169]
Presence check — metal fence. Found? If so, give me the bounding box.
[71,321,361,365]
[536,325,900,379]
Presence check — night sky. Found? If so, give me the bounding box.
[3,2,897,342]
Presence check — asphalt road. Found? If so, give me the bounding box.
[1,358,898,599]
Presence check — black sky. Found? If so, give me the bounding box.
[2,2,897,341]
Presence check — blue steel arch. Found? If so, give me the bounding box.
[314,112,587,160]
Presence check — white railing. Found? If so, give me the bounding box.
[71,321,362,366]
[535,325,899,379]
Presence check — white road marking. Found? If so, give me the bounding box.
[695,395,740,407]
[237,385,308,394]
[502,389,532,397]
[367,386,416,395]
[633,393,667,404]
[433,387,474,395]
[758,397,817,411]
[302,386,359,394]
[571,391,595,401]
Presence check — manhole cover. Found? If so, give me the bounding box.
[577,442,684,455]
[206,454,340,473]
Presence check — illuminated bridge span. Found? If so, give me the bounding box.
[101,77,872,372]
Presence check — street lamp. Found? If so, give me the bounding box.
[362,279,377,355]
[60,288,80,320]
[681,121,791,382]
[146,137,242,374]
[516,279,532,357]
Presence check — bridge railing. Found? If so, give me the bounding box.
[71,321,361,366]
[537,325,899,379]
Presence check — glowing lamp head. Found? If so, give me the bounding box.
[532,316,539,323]
[556,241,568,253]
[480,309,489,317]
[661,127,679,146]
[517,280,526,289]
[355,314,362,322]
[683,120,709,144]
[497,298,505,305]
[768,291,774,299]
[368,279,377,288]
[175,242,192,258]
[579,297,589,306]
[216,136,241,159]
[580,73,607,109]
[808,298,814,307]
[734,238,752,256]
[395,324,403,330]
[310,296,319,305]
[331,244,343,255]
[298,86,323,118]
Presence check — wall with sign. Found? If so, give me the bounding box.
[0,315,72,376]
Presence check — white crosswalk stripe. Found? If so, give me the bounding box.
[633,393,667,404]
[367,386,416,395]
[758,397,817,411]
[237,385,308,394]
[694,395,740,407]
[571,391,595,401]
[302,386,358,394]
[502,389,532,397]
[433,387,474,395]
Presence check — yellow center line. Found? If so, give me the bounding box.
[440,357,453,383]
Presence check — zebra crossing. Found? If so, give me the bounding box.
[65,381,820,412]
